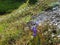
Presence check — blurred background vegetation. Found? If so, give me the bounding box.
[0,0,26,14]
[0,0,37,15]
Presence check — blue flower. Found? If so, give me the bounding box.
[32,26,37,37]
[33,33,36,37]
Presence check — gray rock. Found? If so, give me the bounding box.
[30,5,60,29]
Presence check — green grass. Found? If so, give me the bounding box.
[0,2,30,32]
[0,25,4,32]
[0,23,8,32]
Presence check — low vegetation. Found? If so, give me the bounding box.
[0,0,60,45]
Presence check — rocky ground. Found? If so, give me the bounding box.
[27,3,60,40]
[30,4,60,29]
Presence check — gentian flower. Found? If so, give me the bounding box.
[33,33,36,37]
[31,26,37,37]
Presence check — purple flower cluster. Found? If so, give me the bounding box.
[32,26,37,37]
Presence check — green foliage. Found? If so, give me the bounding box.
[28,0,37,4]
[0,0,27,15]
[0,0,38,15]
